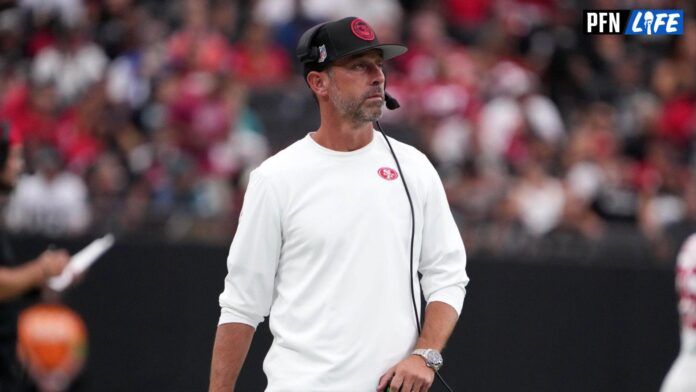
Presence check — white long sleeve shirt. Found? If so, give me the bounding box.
[219,130,469,391]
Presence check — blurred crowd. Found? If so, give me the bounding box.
[0,0,695,261]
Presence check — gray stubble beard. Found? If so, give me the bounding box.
[328,75,383,126]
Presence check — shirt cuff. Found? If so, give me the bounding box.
[426,285,466,316]
[218,307,263,329]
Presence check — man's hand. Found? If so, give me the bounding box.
[376,355,434,392]
[0,248,70,302]
[35,249,70,282]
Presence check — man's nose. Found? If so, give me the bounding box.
[369,64,385,86]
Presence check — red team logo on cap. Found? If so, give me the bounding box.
[378,167,398,181]
[350,18,375,41]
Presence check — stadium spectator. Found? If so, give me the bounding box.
[5,146,90,237]
[31,25,108,104]
[0,0,692,259]
[227,19,291,87]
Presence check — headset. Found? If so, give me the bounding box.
[296,24,402,110]
[296,22,329,71]
[298,27,455,392]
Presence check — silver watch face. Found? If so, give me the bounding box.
[426,350,443,370]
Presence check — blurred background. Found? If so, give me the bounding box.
[0,0,694,390]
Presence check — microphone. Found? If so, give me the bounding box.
[385,92,400,110]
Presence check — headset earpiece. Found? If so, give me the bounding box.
[296,23,328,66]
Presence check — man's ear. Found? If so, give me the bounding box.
[307,70,329,98]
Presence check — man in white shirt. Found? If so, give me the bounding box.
[5,147,91,237]
[209,17,469,392]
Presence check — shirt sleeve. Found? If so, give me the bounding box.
[218,169,282,329]
[418,159,469,316]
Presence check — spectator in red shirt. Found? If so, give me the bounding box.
[168,0,230,72]
[1,81,60,149]
[227,19,291,88]
[53,84,106,174]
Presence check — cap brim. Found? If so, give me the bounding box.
[335,43,408,62]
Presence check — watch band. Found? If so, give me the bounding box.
[411,348,443,371]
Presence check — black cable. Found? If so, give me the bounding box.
[375,121,455,392]
[435,370,455,392]
[375,122,420,334]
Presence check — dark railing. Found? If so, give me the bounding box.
[6,234,683,392]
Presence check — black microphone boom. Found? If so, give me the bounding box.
[385,92,400,110]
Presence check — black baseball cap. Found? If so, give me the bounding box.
[296,17,407,76]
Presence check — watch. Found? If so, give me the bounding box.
[412,348,443,372]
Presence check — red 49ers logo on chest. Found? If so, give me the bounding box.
[378,167,398,181]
